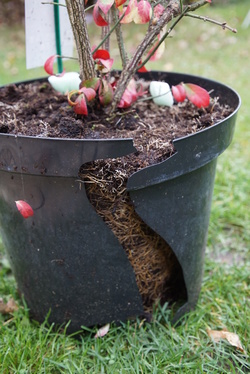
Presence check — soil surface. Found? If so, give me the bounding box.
[0,79,234,314]
[0,80,233,170]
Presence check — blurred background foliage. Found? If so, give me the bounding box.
[0,0,24,25]
[0,0,244,25]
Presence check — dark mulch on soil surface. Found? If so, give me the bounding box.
[0,80,232,168]
[0,80,233,314]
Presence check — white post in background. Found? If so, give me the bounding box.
[25,0,74,69]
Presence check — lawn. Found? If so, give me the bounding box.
[0,1,249,373]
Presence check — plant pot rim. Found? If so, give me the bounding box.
[0,71,241,180]
[0,70,241,143]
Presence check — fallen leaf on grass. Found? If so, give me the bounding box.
[94,323,110,338]
[207,329,245,353]
[0,298,18,315]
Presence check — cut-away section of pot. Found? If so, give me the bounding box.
[80,159,187,315]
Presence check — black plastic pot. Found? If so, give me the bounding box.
[0,72,240,332]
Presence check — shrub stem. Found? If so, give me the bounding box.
[65,0,96,80]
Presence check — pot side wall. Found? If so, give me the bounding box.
[0,72,241,330]
[0,171,144,330]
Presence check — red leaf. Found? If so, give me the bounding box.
[74,94,88,115]
[206,0,212,3]
[93,49,110,60]
[184,83,210,108]
[93,3,109,26]
[118,79,145,108]
[15,200,34,219]
[44,55,65,76]
[118,83,137,108]
[68,87,96,115]
[137,63,148,73]
[97,58,114,72]
[120,0,151,24]
[120,0,138,24]
[134,0,152,24]
[44,55,57,75]
[172,84,186,103]
[98,0,114,15]
[153,4,165,20]
[79,87,96,102]
[115,0,126,7]
[93,50,114,72]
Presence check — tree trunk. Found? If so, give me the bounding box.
[65,0,96,80]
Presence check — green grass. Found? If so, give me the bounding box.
[0,1,249,373]
[0,248,249,373]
